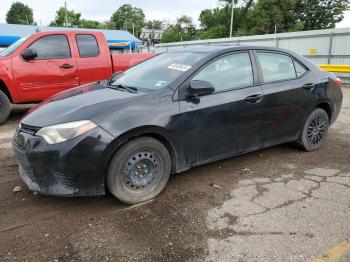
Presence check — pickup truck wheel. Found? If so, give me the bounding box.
[107,137,171,204]
[298,108,329,152]
[0,90,10,125]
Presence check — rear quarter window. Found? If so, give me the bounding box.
[293,60,308,77]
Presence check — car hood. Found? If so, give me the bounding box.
[22,82,144,127]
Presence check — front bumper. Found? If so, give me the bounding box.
[12,125,114,197]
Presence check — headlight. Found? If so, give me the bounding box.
[36,120,97,144]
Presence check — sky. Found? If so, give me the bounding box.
[0,0,349,28]
[0,0,219,26]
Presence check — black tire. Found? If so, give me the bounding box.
[298,108,329,152]
[0,90,10,125]
[107,137,171,204]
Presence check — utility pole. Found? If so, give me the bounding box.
[64,2,68,27]
[274,24,277,46]
[230,0,237,38]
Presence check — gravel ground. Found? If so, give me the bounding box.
[0,89,349,262]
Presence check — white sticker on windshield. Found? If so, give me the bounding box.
[155,80,168,87]
[168,63,192,72]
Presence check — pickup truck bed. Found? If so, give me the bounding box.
[111,53,155,72]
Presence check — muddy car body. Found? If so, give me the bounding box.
[12,46,343,204]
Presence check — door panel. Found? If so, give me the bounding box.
[255,51,317,145]
[179,86,264,164]
[12,34,79,102]
[179,51,263,164]
[74,34,112,85]
[260,73,317,144]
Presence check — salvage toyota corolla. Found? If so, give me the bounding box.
[12,46,343,204]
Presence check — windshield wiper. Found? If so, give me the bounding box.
[109,84,138,93]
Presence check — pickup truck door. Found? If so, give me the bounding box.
[12,34,79,102]
[74,34,112,85]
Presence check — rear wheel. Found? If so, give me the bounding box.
[298,108,329,151]
[0,90,10,125]
[107,137,171,204]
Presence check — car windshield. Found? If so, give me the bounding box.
[110,51,206,92]
[0,35,30,57]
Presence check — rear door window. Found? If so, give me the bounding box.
[76,34,100,57]
[29,34,71,59]
[257,52,297,83]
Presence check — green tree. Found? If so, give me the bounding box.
[101,20,117,30]
[144,20,164,30]
[198,0,254,39]
[110,4,145,36]
[244,0,349,34]
[80,19,101,29]
[161,15,197,43]
[161,28,182,43]
[49,7,81,27]
[247,0,303,34]
[6,2,34,25]
[296,0,349,30]
[197,0,349,40]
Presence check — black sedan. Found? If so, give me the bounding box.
[12,46,343,204]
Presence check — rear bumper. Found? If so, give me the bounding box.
[12,126,114,197]
[332,89,343,125]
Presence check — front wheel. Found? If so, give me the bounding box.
[107,137,171,204]
[298,108,329,151]
[0,90,10,125]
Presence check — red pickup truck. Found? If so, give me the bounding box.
[0,30,154,124]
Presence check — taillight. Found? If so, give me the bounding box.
[335,77,342,88]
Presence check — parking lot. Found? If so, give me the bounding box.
[0,88,349,262]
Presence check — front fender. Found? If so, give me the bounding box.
[0,57,20,103]
[100,125,186,175]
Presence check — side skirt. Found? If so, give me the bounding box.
[188,134,300,170]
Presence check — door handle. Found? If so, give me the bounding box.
[59,64,74,69]
[303,83,315,90]
[245,94,263,104]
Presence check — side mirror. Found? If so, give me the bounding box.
[189,80,215,96]
[21,48,37,61]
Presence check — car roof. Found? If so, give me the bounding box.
[168,45,237,53]
[168,45,292,54]
[35,30,105,36]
